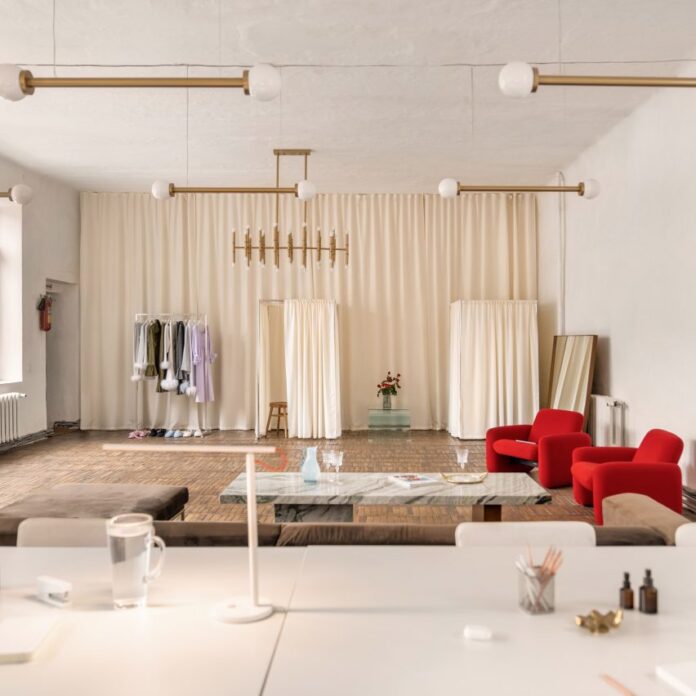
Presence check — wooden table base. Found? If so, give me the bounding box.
[471,504,502,522]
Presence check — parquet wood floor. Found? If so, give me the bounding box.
[0,430,596,524]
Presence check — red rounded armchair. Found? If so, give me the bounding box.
[571,428,684,524]
[486,409,590,489]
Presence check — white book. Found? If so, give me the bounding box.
[0,616,60,664]
[656,662,696,696]
[388,474,438,488]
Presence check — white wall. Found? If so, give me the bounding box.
[538,83,696,484]
[0,155,79,438]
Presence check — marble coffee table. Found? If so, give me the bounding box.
[220,472,551,522]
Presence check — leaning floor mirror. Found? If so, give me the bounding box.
[547,335,598,423]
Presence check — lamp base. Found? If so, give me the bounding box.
[213,596,274,624]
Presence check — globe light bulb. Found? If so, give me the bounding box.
[297,180,317,201]
[9,184,33,205]
[247,64,281,102]
[438,178,460,199]
[0,64,26,101]
[498,62,535,98]
[581,179,600,199]
[151,180,173,200]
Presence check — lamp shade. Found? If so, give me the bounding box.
[0,64,26,101]
[297,180,317,201]
[582,179,600,199]
[248,64,281,102]
[498,62,535,97]
[9,184,33,205]
[438,178,460,199]
[151,180,173,200]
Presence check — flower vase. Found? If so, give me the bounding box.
[382,393,392,410]
[300,446,320,483]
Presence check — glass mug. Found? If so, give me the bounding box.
[107,513,166,609]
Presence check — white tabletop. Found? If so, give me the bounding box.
[264,546,696,696]
[0,547,305,696]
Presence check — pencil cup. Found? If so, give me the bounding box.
[518,565,555,615]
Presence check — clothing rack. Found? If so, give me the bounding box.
[132,313,211,436]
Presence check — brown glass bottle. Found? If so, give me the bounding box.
[639,569,658,614]
[619,572,634,610]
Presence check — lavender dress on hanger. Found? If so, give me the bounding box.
[192,323,216,403]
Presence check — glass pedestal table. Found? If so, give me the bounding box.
[368,408,410,430]
[220,472,551,522]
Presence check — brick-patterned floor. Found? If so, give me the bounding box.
[0,430,596,524]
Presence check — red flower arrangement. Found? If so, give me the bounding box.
[377,371,402,397]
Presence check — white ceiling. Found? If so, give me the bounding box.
[1,0,696,192]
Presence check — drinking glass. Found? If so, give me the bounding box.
[455,447,470,471]
[323,450,344,483]
[107,513,166,609]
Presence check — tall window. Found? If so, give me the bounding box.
[0,202,22,383]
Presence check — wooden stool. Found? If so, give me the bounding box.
[266,401,288,437]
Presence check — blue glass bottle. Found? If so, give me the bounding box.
[301,446,320,483]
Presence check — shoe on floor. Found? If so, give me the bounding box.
[128,430,138,439]
[165,430,174,438]
[182,430,192,438]
[150,428,158,437]
[173,430,182,438]
[156,429,166,437]
[193,429,203,438]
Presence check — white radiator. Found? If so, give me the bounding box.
[0,392,26,445]
[588,394,626,446]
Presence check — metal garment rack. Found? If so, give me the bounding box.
[133,313,209,433]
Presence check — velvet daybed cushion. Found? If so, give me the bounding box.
[0,483,189,522]
[154,521,281,547]
[277,522,459,546]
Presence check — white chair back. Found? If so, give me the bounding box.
[675,523,696,547]
[17,518,108,547]
[455,521,596,547]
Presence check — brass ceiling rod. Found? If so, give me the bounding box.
[438,179,600,199]
[0,63,281,101]
[499,62,696,97]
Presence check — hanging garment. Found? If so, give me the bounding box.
[160,320,179,391]
[192,323,216,403]
[145,320,161,379]
[131,321,146,381]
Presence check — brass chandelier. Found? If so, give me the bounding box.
[499,62,696,97]
[232,150,349,269]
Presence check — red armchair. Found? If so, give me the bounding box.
[571,429,684,524]
[486,409,590,489]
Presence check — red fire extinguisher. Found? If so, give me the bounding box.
[37,294,53,332]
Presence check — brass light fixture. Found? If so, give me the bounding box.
[438,178,600,199]
[0,184,33,205]
[499,62,696,97]
[231,149,349,269]
[0,63,281,102]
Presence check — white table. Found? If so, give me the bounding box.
[0,547,305,696]
[264,546,696,696]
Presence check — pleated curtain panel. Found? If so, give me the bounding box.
[448,300,540,439]
[80,192,537,431]
[284,300,341,439]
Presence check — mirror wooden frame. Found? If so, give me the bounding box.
[547,334,598,425]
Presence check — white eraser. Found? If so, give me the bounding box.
[36,575,72,608]
[463,624,493,641]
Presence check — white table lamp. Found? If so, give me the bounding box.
[103,443,277,623]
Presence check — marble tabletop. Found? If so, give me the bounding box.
[220,472,551,506]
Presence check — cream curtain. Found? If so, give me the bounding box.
[284,299,341,438]
[80,192,537,430]
[448,300,540,439]
[256,302,287,437]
